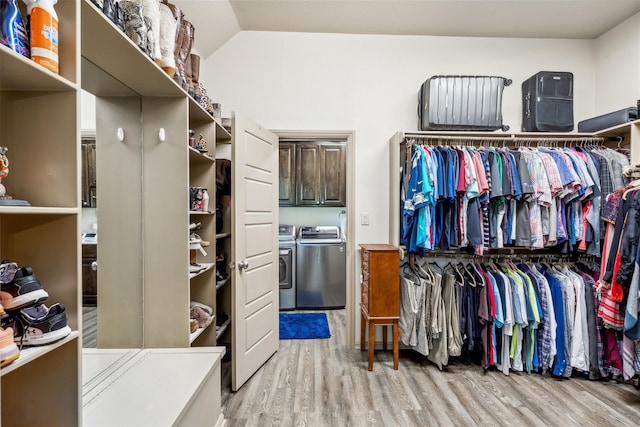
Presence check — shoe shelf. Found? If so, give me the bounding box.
[81,0,183,97]
[215,318,231,340]
[188,146,215,163]
[189,316,215,345]
[216,278,230,291]
[189,263,214,280]
[1,0,80,423]
[0,331,79,377]
[190,210,213,215]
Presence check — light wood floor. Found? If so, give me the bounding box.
[82,306,97,348]
[221,309,640,427]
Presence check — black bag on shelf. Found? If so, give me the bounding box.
[521,71,574,132]
[418,75,511,131]
[577,107,638,133]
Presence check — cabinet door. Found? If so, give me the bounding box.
[296,143,322,206]
[81,140,97,207]
[278,143,296,206]
[319,143,346,206]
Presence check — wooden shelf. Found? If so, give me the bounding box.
[189,210,213,215]
[0,45,77,91]
[189,317,215,344]
[0,331,79,377]
[594,119,640,137]
[81,0,184,97]
[0,207,79,215]
[188,147,215,163]
[189,262,214,279]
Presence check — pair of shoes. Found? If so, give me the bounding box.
[216,253,228,281]
[190,233,209,247]
[1,260,70,348]
[0,326,20,367]
[190,306,213,329]
[2,303,71,347]
[190,301,213,317]
[189,221,201,231]
[1,261,49,311]
[189,234,207,256]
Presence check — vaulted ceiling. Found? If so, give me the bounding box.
[174,0,640,58]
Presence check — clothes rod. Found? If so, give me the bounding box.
[403,134,608,146]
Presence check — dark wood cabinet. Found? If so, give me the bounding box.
[81,139,97,208]
[294,142,346,207]
[278,143,296,206]
[82,244,97,306]
[359,243,400,370]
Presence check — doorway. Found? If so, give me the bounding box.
[273,130,356,349]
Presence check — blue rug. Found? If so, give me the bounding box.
[279,312,331,340]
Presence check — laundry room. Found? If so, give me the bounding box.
[278,137,349,312]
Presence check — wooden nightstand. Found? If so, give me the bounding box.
[359,244,400,370]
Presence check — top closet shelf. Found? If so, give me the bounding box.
[81,0,183,97]
[0,45,77,91]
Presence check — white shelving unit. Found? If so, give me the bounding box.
[0,1,81,424]
[80,0,233,349]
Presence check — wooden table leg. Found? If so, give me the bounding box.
[368,320,375,371]
[393,320,399,370]
[360,312,366,351]
[382,325,388,351]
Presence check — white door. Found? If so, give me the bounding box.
[231,113,279,391]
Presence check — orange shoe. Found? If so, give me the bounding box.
[0,326,20,367]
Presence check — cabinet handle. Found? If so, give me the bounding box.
[91,261,98,271]
[320,201,324,205]
[316,201,320,205]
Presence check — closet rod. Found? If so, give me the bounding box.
[402,134,607,146]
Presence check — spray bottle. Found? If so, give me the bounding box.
[0,0,30,58]
[22,0,58,74]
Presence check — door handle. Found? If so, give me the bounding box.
[238,260,249,270]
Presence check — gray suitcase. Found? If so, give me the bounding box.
[418,75,511,131]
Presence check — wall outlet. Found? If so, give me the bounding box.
[361,212,370,226]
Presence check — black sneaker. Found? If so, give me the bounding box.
[5,303,71,347]
[0,262,48,311]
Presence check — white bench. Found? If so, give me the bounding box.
[82,347,225,426]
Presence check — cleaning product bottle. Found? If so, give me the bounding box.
[0,0,30,58]
[22,0,58,74]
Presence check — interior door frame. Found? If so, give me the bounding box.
[272,129,356,349]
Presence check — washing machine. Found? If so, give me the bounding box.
[278,225,296,310]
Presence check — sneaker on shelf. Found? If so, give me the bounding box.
[7,303,71,347]
[0,326,20,367]
[189,263,206,274]
[188,222,201,231]
[0,262,49,311]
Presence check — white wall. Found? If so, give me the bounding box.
[202,31,595,342]
[203,31,594,247]
[594,12,640,114]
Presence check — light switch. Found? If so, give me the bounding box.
[361,212,370,226]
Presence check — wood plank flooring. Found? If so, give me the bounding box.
[221,309,640,427]
[83,306,97,348]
